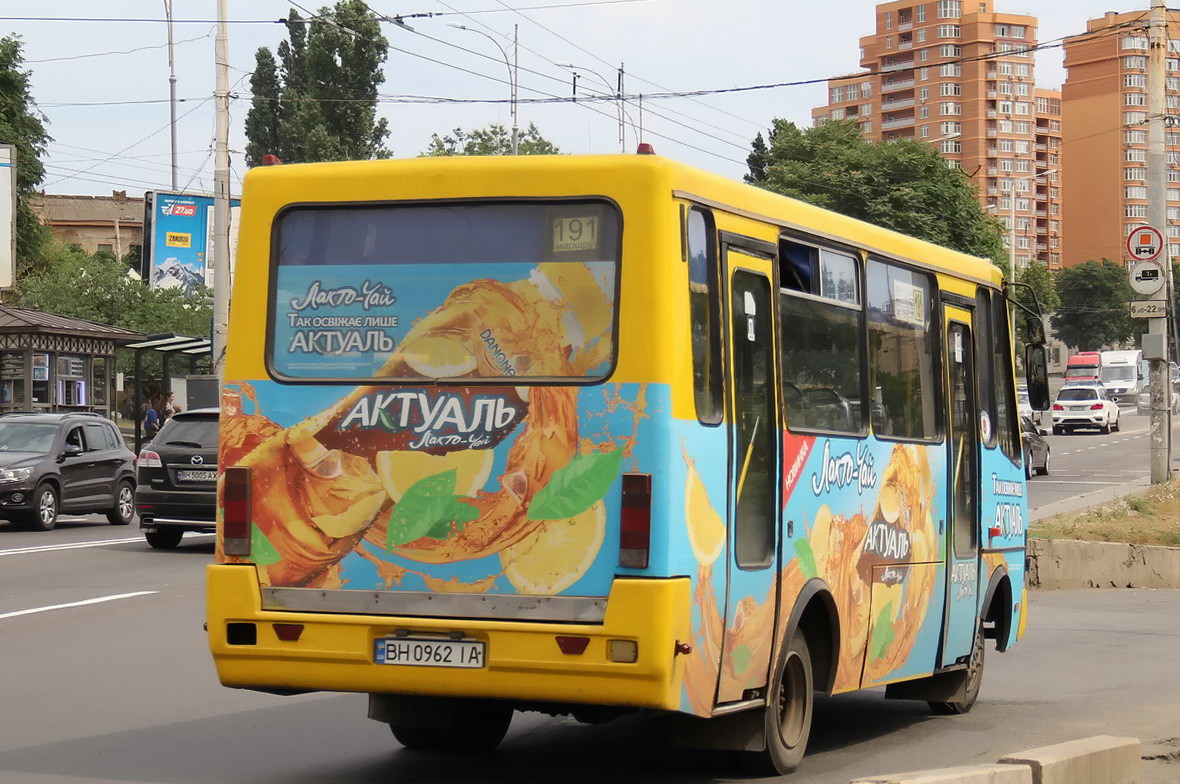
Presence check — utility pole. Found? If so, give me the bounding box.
[164,0,178,191]
[212,0,231,377]
[511,24,519,155]
[1147,0,1171,483]
[617,63,625,153]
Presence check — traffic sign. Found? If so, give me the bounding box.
[1130,300,1167,318]
[1127,225,1164,261]
[1129,259,1166,295]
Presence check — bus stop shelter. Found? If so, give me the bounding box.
[124,332,212,451]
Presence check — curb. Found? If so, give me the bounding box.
[850,735,1141,784]
[1026,538,1180,589]
[1029,477,1150,522]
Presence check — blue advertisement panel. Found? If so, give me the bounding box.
[147,191,240,293]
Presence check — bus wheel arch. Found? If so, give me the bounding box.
[784,578,840,695]
[980,566,1013,653]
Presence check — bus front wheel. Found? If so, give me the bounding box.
[929,623,985,715]
[749,633,814,774]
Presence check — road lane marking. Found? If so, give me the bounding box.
[0,591,157,620]
[0,533,213,557]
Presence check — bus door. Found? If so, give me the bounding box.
[716,240,781,705]
[940,308,982,667]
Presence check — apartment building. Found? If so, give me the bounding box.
[1034,89,1063,268]
[811,0,1063,270]
[1062,9,1180,269]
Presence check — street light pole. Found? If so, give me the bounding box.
[164,0,178,191]
[212,0,230,378]
[449,24,517,154]
[558,62,630,152]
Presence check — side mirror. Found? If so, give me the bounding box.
[1025,344,1050,410]
[61,443,83,458]
[1025,315,1046,347]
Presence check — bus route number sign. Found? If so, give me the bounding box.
[552,216,599,253]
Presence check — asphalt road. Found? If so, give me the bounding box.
[1026,406,1180,514]
[0,520,1177,784]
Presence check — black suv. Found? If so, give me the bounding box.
[0,412,136,531]
[136,408,218,549]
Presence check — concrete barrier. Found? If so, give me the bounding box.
[849,764,1033,783]
[997,735,1141,784]
[1027,538,1180,589]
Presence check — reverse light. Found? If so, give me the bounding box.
[223,466,252,557]
[619,473,652,569]
[608,640,638,663]
[138,449,162,468]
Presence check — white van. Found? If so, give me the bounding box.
[1099,349,1143,401]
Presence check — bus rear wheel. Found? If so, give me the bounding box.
[390,700,513,752]
[747,633,814,774]
[929,623,985,715]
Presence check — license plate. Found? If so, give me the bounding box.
[176,469,217,482]
[374,637,486,668]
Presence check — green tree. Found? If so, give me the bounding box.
[12,243,212,374]
[1051,259,1143,351]
[0,36,51,276]
[746,118,1006,266]
[422,123,561,156]
[243,2,390,166]
[244,47,282,166]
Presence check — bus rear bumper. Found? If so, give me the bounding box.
[206,564,691,712]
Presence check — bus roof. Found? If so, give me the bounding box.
[242,153,1004,288]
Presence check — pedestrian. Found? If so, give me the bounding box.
[162,391,182,420]
[144,399,161,439]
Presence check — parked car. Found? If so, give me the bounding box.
[1135,387,1180,416]
[1051,386,1120,434]
[1020,415,1050,477]
[135,408,218,549]
[1017,385,1041,425]
[0,412,136,531]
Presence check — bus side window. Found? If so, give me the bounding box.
[779,238,865,435]
[866,259,941,440]
[990,293,1020,462]
[687,207,723,424]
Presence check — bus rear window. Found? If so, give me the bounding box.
[270,201,620,382]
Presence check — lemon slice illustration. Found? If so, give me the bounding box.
[311,490,387,539]
[501,501,606,595]
[403,336,477,377]
[375,449,494,502]
[685,462,725,566]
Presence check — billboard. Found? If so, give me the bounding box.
[142,191,240,293]
[0,145,15,289]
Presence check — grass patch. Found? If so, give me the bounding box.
[1030,480,1180,547]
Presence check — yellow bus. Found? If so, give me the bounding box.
[208,152,1048,774]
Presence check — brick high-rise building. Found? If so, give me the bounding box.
[811,0,1062,270]
[1062,9,1180,268]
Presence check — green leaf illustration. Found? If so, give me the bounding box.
[526,449,625,521]
[730,644,753,675]
[386,470,459,549]
[423,499,480,540]
[794,538,818,580]
[377,407,396,431]
[869,602,896,661]
[251,524,282,566]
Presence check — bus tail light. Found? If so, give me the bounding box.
[138,449,162,468]
[223,466,252,556]
[619,473,651,568]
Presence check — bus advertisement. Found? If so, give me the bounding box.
[207,154,1049,775]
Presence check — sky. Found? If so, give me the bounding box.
[2,0,1156,198]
